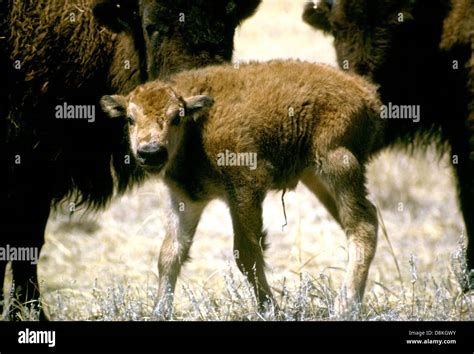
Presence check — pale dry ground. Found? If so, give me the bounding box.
[18,0,473,320]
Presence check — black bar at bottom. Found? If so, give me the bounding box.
[0,321,472,353]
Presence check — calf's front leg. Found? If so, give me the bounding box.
[227,188,276,311]
[154,190,207,318]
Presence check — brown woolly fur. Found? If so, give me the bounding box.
[303,0,474,291]
[5,0,141,209]
[440,0,474,144]
[440,0,474,50]
[101,60,384,316]
[0,0,260,320]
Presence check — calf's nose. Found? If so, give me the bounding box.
[137,142,168,166]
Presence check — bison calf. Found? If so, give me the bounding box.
[101,60,384,316]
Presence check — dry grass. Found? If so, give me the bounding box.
[3,0,473,321]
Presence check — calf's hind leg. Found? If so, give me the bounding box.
[300,170,341,225]
[318,148,378,313]
[154,191,207,318]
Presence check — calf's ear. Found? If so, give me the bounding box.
[92,0,137,33]
[100,95,127,118]
[184,95,215,122]
[302,1,334,34]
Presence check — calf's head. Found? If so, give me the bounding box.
[93,0,261,80]
[100,86,214,172]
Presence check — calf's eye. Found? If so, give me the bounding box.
[170,114,181,126]
[126,115,135,126]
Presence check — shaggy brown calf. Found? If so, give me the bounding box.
[303,0,474,290]
[1,0,260,320]
[101,60,384,316]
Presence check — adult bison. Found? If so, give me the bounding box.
[0,0,260,320]
[303,0,474,290]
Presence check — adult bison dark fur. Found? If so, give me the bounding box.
[0,0,260,320]
[93,0,263,81]
[303,0,474,290]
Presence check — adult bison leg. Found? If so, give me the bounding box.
[0,261,5,318]
[451,134,474,291]
[7,167,51,320]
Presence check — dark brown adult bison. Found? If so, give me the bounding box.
[303,0,474,290]
[0,0,260,320]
